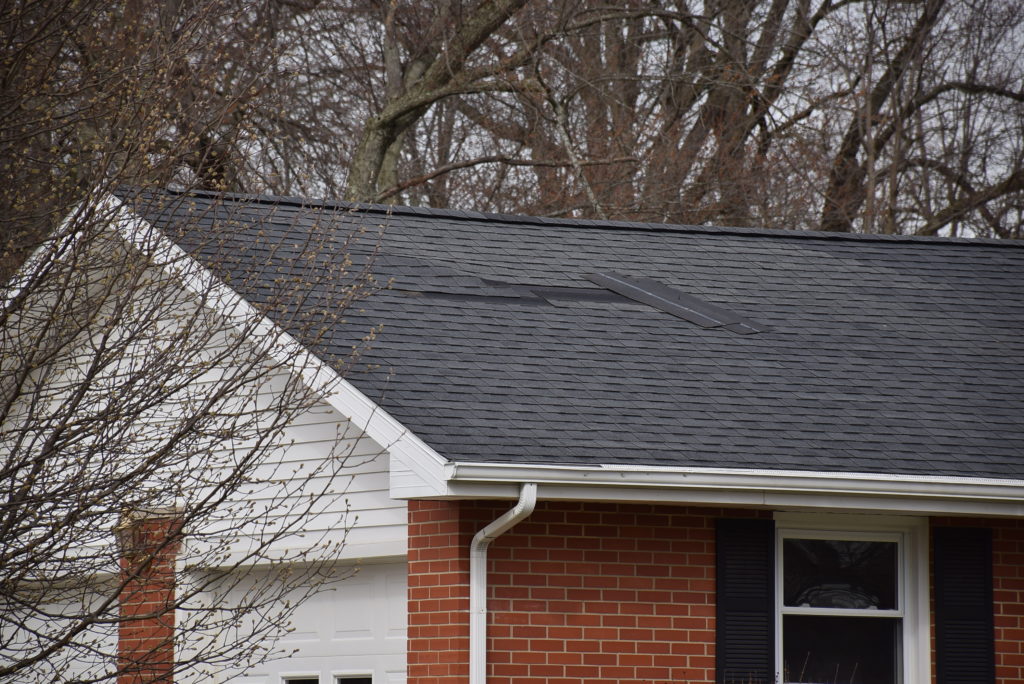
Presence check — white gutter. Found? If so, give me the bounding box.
[469,483,537,684]
[441,462,1024,518]
[446,461,1024,499]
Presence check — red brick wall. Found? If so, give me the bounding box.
[932,517,1024,684]
[117,515,182,684]
[409,504,1024,684]
[408,500,475,683]
[994,520,1024,684]
[407,499,764,684]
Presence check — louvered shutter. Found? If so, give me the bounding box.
[716,518,775,684]
[934,526,995,684]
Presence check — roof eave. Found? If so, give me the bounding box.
[395,460,1024,518]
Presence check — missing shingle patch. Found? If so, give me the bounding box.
[387,272,768,331]
[586,272,770,334]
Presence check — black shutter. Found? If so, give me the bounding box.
[716,517,775,684]
[934,526,995,684]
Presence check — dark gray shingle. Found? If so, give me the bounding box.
[126,189,1024,479]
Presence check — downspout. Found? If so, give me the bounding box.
[469,482,538,684]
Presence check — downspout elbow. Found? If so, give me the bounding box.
[469,483,537,684]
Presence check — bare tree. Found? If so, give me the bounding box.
[29,0,1006,238]
[1,1,381,681]
[3,0,1022,679]
[282,0,1023,237]
[1,188,381,683]
[0,0,306,278]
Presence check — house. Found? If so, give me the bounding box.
[7,187,1024,684]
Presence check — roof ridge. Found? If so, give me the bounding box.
[147,187,1024,249]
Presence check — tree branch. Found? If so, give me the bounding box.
[374,154,638,203]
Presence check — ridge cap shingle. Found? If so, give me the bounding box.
[124,187,1024,249]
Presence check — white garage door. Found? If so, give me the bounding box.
[222,560,407,684]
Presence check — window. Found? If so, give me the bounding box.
[283,677,371,684]
[775,514,928,684]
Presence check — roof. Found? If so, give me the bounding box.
[125,189,1024,481]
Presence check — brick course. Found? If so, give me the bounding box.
[408,500,763,684]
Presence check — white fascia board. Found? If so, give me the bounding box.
[439,461,1024,517]
[98,193,449,497]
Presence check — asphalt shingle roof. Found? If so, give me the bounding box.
[127,190,1024,479]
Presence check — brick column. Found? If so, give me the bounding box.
[407,499,475,683]
[117,512,183,684]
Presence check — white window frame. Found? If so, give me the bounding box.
[281,675,373,684]
[281,676,373,684]
[773,513,930,684]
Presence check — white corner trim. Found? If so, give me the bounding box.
[2,201,84,308]
[98,193,448,495]
[317,375,448,498]
[439,461,1024,516]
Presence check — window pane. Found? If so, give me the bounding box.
[783,615,899,684]
[783,539,897,609]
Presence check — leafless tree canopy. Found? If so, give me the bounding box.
[1,193,382,683]
[4,0,1024,261]
[1,2,379,680]
[210,0,1024,237]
